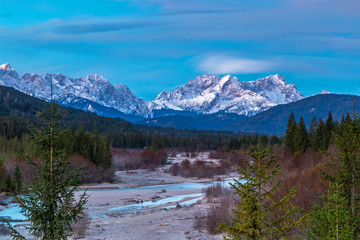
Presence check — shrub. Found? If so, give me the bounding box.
[112,149,143,170]
[194,183,234,234]
[68,154,114,183]
[208,151,229,159]
[193,209,206,231]
[203,182,232,202]
[140,149,167,169]
[71,212,90,238]
[111,149,167,170]
[168,160,230,178]
[205,194,234,234]
[168,163,180,176]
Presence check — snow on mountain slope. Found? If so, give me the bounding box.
[0,64,148,116]
[244,74,303,104]
[0,63,23,90]
[0,63,304,118]
[151,74,303,116]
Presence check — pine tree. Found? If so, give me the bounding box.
[13,164,22,193]
[5,173,15,193]
[294,116,309,153]
[5,78,88,240]
[313,118,326,151]
[308,110,360,239]
[0,158,5,192]
[218,143,305,240]
[324,111,334,149]
[308,116,318,147]
[332,111,360,235]
[326,111,334,132]
[307,173,355,239]
[285,112,298,152]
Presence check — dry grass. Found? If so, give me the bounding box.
[112,148,167,170]
[203,182,232,202]
[205,196,234,234]
[71,212,90,238]
[68,154,114,183]
[168,160,230,178]
[193,183,235,234]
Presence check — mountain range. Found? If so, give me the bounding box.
[4,62,354,135]
[0,63,303,122]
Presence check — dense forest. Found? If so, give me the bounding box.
[0,85,280,152]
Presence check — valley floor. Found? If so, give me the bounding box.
[1,152,237,240]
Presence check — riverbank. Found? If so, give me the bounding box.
[81,167,237,239]
[0,152,238,239]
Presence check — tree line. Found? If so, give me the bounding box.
[109,131,281,151]
[284,111,352,153]
[221,111,360,239]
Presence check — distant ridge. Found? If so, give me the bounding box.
[226,94,360,135]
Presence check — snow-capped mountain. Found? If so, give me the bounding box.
[0,63,304,119]
[0,64,149,117]
[150,74,303,116]
[0,63,23,90]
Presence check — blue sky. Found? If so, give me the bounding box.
[1,0,360,100]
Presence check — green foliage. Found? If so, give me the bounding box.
[285,112,298,152]
[308,116,318,148]
[5,95,88,239]
[332,112,360,235]
[0,158,5,191]
[307,111,360,239]
[13,164,22,193]
[307,178,355,239]
[109,130,281,151]
[285,113,309,153]
[0,85,135,137]
[218,143,305,240]
[294,116,310,153]
[5,173,15,193]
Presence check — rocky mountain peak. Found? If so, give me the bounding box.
[151,73,303,116]
[0,63,305,119]
[188,74,220,89]
[0,63,12,70]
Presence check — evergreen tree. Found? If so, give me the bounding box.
[308,116,318,147]
[13,164,22,193]
[326,111,334,132]
[218,143,305,240]
[285,112,298,152]
[269,135,280,146]
[294,116,309,153]
[0,158,5,192]
[5,82,88,240]
[5,173,15,193]
[308,111,360,239]
[332,112,360,235]
[307,174,355,239]
[101,136,112,169]
[313,119,326,151]
[324,111,334,149]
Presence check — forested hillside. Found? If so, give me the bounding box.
[0,85,135,138]
[227,94,360,134]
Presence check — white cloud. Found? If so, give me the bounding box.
[198,55,275,74]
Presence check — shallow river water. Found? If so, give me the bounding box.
[0,178,237,222]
